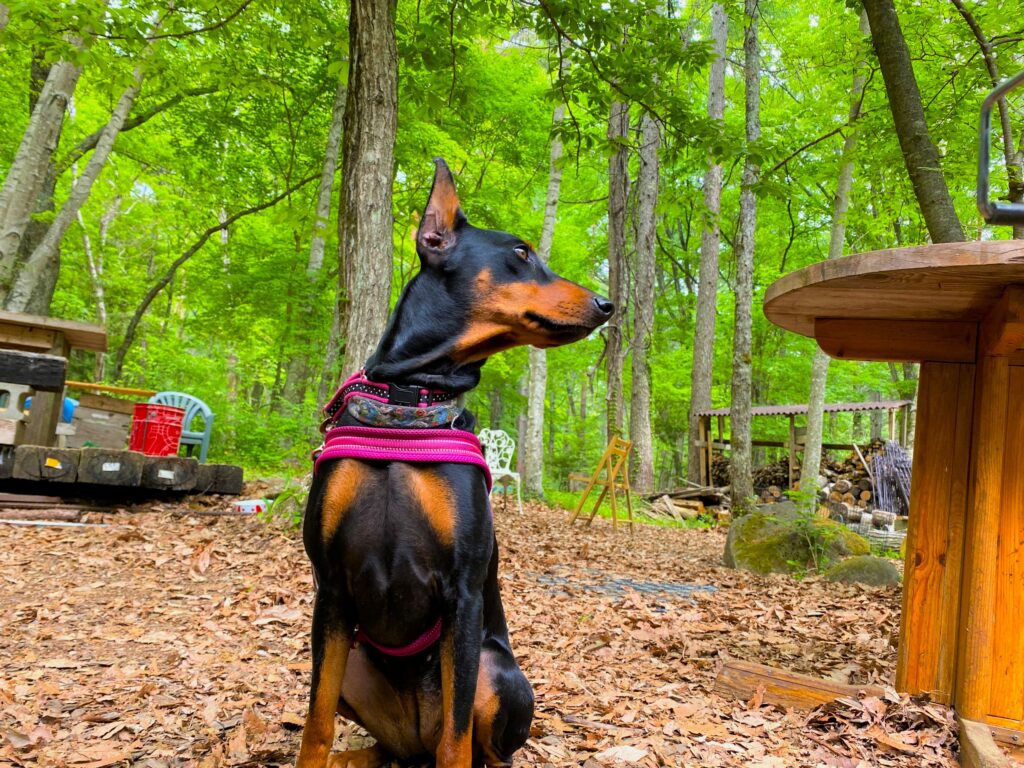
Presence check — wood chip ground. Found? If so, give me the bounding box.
[0,499,965,767]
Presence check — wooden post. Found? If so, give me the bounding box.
[697,415,709,486]
[896,362,974,703]
[787,415,796,488]
[22,333,70,447]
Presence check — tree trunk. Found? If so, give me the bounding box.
[0,4,9,35]
[862,0,964,243]
[630,111,659,494]
[285,79,346,406]
[0,57,83,296]
[799,10,870,503]
[729,0,760,511]
[605,99,630,445]
[308,81,347,276]
[686,2,727,484]
[6,68,142,313]
[335,0,398,381]
[522,100,565,498]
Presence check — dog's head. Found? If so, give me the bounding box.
[416,158,614,364]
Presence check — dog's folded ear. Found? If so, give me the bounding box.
[417,158,467,268]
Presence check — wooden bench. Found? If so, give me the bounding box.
[0,311,106,446]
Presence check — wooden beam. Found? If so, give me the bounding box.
[0,350,66,392]
[959,717,1011,768]
[65,380,156,397]
[979,285,1024,357]
[814,318,977,363]
[714,660,887,710]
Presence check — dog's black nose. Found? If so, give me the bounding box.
[594,297,614,317]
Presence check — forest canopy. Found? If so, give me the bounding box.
[0,0,1020,484]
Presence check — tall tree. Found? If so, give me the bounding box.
[798,10,871,504]
[861,0,964,243]
[630,110,659,493]
[522,97,566,498]
[729,0,760,510]
[334,0,398,381]
[605,98,630,444]
[687,2,728,484]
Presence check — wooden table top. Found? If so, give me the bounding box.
[764,241,1024,339]
[0,310,107,352]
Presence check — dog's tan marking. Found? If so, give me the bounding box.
[321,460,365,540]
[297,631,350,768]
[405,466,456,546]
[473,654,504,766]
[452,270,597,362]
[326,745,389,768]
[438,634,474,768]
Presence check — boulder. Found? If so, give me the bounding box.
[823,555,901,587]
[723,501,870,575]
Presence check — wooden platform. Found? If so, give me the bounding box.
[0,444,243,495]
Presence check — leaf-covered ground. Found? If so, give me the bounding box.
[0,497,962,767]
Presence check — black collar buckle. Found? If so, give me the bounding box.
[388,383,422,406]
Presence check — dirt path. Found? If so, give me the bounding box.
[0,500,956,767]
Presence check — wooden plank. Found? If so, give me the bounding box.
[0,310,107,352]
[76,393,137,415]
[195,464,244,495]
[714,659,886,710]
[763,241,1024,339]
[0,445,15,479]
[896,362,973,703]
[76,448,144,486]
[979,285,1024,357]
[959,717,1012,768]
[11,445,80,483]
[986,720,1024,747]
[141,456,198,491]
[957,355,1010,721]
[990,366,1024,722]
[67,380,155,397]
[0,324,58,351]
[814,318,977,363]
[23,391,63,447]
[0,349,66,391]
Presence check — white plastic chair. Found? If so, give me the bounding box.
[478,428,522,513]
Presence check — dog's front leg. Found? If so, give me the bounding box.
[297,595,350,768]
[437,594,484,767]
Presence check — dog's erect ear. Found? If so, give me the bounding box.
[417,158,466,268]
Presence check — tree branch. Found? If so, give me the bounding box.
[99,0,255,41]
[112,173,319,378]
[56,86,220,176]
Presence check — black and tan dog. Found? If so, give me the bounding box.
[297,159,613,768]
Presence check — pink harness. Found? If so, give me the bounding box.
[314,373,491,657]
[314,425,492,491]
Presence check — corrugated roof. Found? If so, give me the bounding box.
[696,400,912,418]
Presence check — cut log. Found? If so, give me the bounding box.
[194,464,244,495]
[856,478,872,492]
[829,490,843,502]
[859,489,872,501]
[833,479,853,494]
[141,456,198,491]
[76,448,144,486]
[715,659,886,710]
[12,445,80,482]
[0,507,82,522]
[767,485,782,498]
[841,492,856,504]
[0,350,66,392]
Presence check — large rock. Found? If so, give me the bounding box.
[723,501,870,575]
[824,555,901,587]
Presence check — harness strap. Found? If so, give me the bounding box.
[314,425,492,491]
[323,370,458,422]
[354,616,442,657]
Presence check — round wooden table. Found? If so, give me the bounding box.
[765,241,1024,754]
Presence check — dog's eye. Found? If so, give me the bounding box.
[514,246,530,262]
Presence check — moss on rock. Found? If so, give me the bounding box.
[723,501,869,576]
[823,555,901,586]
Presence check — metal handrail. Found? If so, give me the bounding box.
[977,69,1024,225]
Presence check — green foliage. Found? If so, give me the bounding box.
[2,0,1020,480]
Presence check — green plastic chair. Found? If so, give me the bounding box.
[149,391,214,463]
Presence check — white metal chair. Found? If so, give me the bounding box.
[478,428,522,513]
